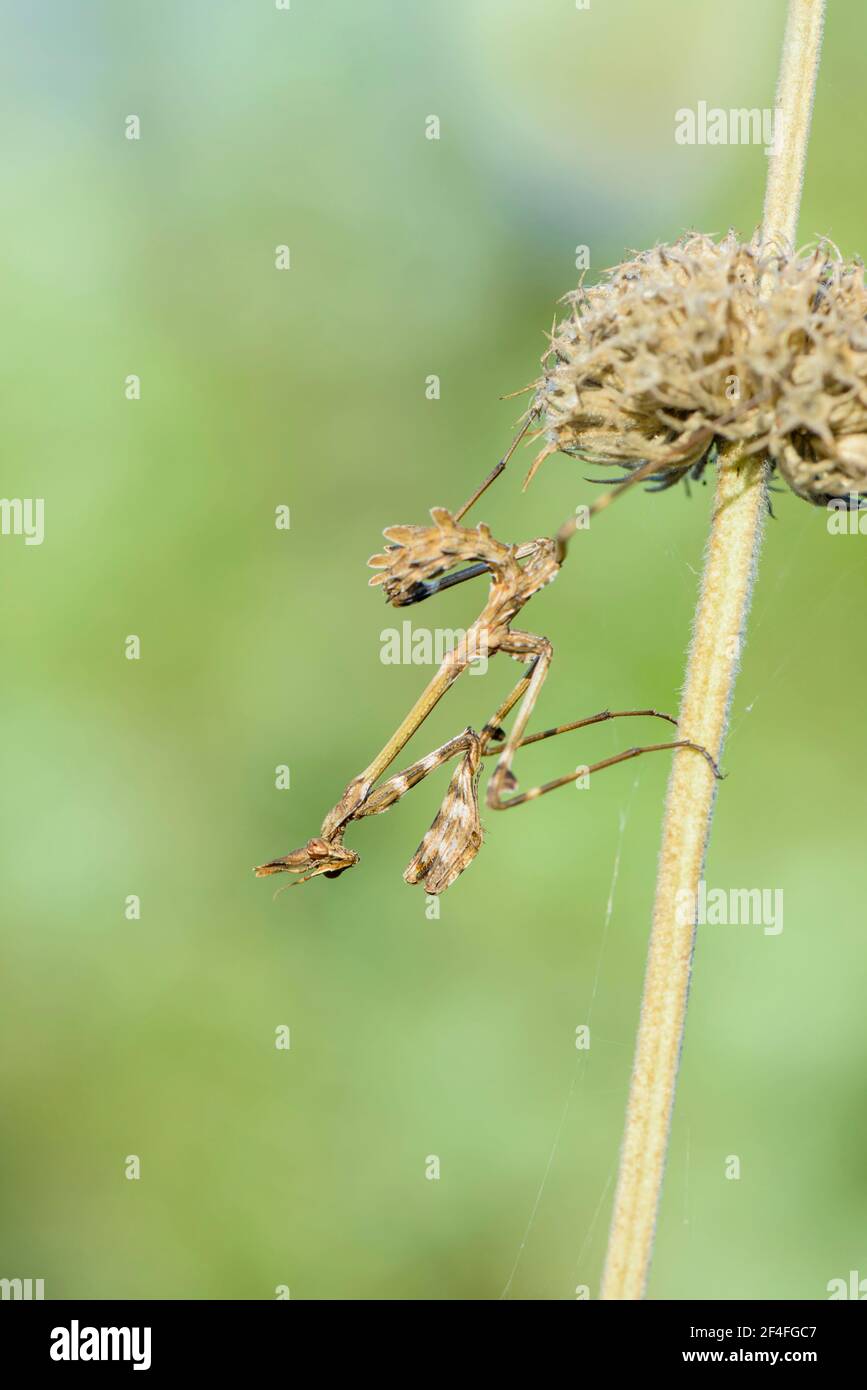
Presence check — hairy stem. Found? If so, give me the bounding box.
[600,0,826,1302]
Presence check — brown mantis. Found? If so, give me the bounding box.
[255,418,721,894]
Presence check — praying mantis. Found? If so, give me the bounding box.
[255,415,721,894]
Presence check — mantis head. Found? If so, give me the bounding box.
[254,836,360,886]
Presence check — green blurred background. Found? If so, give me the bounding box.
[2,0,865,1301]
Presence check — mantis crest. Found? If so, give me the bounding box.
[255,419,721,895]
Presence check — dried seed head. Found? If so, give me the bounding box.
[533,231,867,506]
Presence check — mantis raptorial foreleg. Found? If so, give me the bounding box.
[327,727,486,895]
[351,729,480,819]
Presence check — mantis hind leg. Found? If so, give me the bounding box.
[453,409,540,521]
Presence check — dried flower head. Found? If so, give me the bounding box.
[531,231,867,506]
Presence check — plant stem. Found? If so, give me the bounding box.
[599,0,826,1302]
